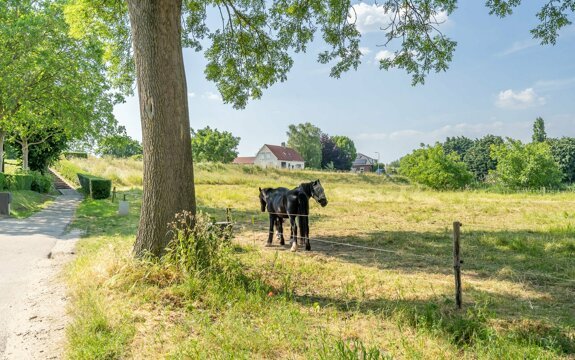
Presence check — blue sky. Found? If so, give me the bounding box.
[114,2,575,163]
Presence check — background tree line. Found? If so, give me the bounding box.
[398,117,575,190]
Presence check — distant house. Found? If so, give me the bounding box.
[232,156,255,165]
[351,153,377,173]
[254,143,305,169]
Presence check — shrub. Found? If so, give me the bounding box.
[30,171,53,193]
[77,173,112,199]
[6,174,34,190]
[163,211,235,276]
[399,144,473,190]
[490,140,563,189]
[0,173,5,190]
[90,179,112,199]
[63,151,88,159]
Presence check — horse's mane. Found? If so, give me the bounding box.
[298,182,313,197]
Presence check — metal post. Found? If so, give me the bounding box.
[453,221,463,309]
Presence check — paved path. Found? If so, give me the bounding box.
[0,190,82,359]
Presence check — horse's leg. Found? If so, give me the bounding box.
[278,218,285,246]
[304,215,311,251]
[266,215,274,246]
[290,215,298,252]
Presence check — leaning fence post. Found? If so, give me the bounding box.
[453,221,463,309]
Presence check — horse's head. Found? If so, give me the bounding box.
[311,179,328,207]
[258,187,268,212]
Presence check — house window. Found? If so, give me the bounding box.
[281,162,286,168]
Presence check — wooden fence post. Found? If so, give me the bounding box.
[453,221,463,309]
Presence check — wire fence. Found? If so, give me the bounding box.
[228,215,575,287]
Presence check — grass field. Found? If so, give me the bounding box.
[61,157,574,359]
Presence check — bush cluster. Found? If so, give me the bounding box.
[399,144,473,190]
[78,173,112,199]
[0,171,53,193]
[63,151,88,159]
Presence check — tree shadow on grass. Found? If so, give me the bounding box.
[286,286,575,356]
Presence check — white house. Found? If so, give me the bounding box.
[254,143,305,169]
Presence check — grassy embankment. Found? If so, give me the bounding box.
[57,157,574,359]
[2,159,54,218]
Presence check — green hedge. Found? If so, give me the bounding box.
[63,151,88,159]
[77,173,111,199]
[0,173,5,190]
[5,174,34,190]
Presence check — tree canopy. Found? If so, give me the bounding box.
[0,0,116,170]
[287,123,322,169]
[490,140,562,189]
[399,144,473,190]
[532,117,547,143]
[98,126,143,158]
[191,126,240,163]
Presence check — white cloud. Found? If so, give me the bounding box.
[187,92,196,98]
[498,39,538,56]
[374,50,394,62]
[350,3,393,34]
[359,47,371,56]
[496,88,546,109]
[202,91,222,101]
[349,3,450,34]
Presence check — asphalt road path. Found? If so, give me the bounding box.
[0,190,81,359]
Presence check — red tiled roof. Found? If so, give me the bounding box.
[265,144,304,162]
[232,156,255,164]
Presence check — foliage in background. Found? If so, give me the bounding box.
[287,122,322,168]
[320,134,357,170]
[332,135,357,170]
[443,136,474,160]
[463,135,504,181]
[549,137,575,183]
[532,117,547,143]
[490,140,562,189]
[11,128,68,173]
[399,144,473,190]
[0,1,117,170]
[190,126,240,163]
[98,126,142,158]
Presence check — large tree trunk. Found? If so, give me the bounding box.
[127,0,196,257]
[0,130,5,173]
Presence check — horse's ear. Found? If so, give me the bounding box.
[258,187,262,192]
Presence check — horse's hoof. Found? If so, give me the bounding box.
[290,243,298,252]
[305,246,311,251]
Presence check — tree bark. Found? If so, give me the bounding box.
[0,130,5,173]
[127,0,196,257]
[21,137,29,171]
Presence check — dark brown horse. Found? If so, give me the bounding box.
[259,180,328,251]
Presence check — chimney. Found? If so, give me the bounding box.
[281,142,286,147]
